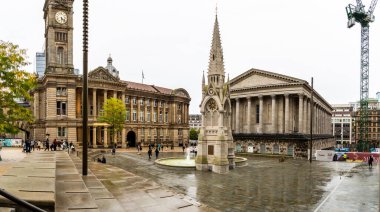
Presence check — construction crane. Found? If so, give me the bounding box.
[346,0,378,152]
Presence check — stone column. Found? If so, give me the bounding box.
[122,128,126,148]
[113,91,117,99]
[284,93,289,133]
[271,95,276,133]
[303,98,307,134]
[247,97,251,133]
[298,94,303,134]
[104,126,108,148]
[121,93,125,107]
[103,90,107,105]
[137,97,141,122]
[93,89,97,117]
[92,127,97,148]
[259,95,263,133]
[235,98,240,133]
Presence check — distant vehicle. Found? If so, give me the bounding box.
[335,147,350,152]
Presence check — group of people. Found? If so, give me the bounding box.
[21,138,75,154]
[147,143,160,160]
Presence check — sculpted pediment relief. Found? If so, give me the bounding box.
[230,69,304,90]
[88,67,119,82]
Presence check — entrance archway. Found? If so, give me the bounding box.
[126,131,136,147]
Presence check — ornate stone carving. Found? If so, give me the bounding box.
[88,68,119,82]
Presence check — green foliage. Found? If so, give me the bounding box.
[189,128,199,140]
[98,98,126,144]
[0,41,37,134]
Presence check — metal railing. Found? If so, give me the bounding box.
[0,188,46,212]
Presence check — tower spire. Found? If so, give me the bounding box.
[208,11,225,88]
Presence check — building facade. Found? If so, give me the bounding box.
[353,98,380,148]
[35,52,46,78]
[30,0,190,148]
[229,70,335,158]
[331,104,354,146]
[189,114,202,130]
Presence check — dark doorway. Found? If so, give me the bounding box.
[127,131,136,147]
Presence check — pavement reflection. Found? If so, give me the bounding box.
[105,152,379,212]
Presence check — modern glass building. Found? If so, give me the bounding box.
[35,52,46,78]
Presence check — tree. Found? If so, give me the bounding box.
[0,41,37,135]
[98,97,126,146]
[189,128,199,140]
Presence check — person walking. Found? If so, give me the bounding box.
[155,148,159,159]
[369,155,374,168]
[44,138,49,151]
[148,147,152,160]
[112,143,116,155]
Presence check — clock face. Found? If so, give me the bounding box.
[207,99,217,111]
[55,11,67,24]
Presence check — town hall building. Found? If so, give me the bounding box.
[30,0,191,148]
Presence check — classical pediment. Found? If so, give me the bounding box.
[88,67,119,82]
[230,68,305,90]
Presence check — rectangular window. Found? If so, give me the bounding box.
[178,104,182,110]
[153,111,157,122]
[55,32,68,42]
[132,97,137,105]
[57,101,67,116]
[165,112,168,123]
[57,47,64,64]
[125,96,130,104]
[208,145,214,155]
[57,127,67,137]
[140,98,144,106]
[159,111,163,123]
[133,109,137,121]
[178,129,182,136]
[256,105,260,124]
[154,100,158,107]
[140,111,144,122]
[126,108,130,121]
[147,111,151,122]
[141,128,144,136]
[56,87,67,96]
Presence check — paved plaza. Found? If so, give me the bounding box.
[0,148,378,211]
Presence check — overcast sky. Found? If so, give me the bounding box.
[2,0,380,113]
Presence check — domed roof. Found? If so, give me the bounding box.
[105,55,119,78]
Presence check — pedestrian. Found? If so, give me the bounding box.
[148,148,152,160]
[44,138,49,151]
[155,148,159,159]
[369,155,374,168]
[112,143,116,155]
[31,140,35,151]
[182,145,185,152]
[53,139,57,151]
[101,155,106,163]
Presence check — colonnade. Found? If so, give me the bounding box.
[232,93,332,135]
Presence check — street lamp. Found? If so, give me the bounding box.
[82,0,89,176]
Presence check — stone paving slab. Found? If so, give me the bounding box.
[0,151,56,211]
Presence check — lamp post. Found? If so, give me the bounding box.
[82,0,89,176]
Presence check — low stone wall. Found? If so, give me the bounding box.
[233,133,335,159]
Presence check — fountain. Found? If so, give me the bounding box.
[155,147,196,169]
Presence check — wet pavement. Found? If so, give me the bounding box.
[0,148,26,175]
[104,151,379,212]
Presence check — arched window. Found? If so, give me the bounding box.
[57,47,64,64]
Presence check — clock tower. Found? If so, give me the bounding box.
[43,0,74,74]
